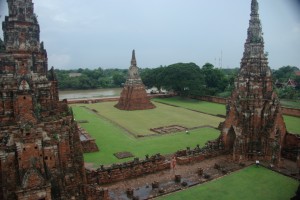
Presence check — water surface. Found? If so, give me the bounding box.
[59,88,122,100]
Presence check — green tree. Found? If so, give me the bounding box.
[273,66,299,82]
[161,63,204,97]
[140,66,165,91]
[201,63,228,95]
[112,73,126,87]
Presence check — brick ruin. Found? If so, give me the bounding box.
[86,154,170,185]
[78,125,99,153]
[221,0,287,164]
[115,50,156,110]
[0,0,88,199]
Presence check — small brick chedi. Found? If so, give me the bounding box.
[221,0,286,164]
[115,50,155,110]
[0,0,87,199]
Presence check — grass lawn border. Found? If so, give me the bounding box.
[158,164,298,200]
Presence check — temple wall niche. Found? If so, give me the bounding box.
[14,95,36,123]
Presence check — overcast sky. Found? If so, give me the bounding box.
[0,0,300,69]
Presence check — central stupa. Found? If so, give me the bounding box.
[115,50,155,110]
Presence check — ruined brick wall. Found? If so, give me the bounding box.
[175,140,226,165]
[282,133,300,161]
[86,154,170,185]
[193,96,227,104]
[79,126,99,153]
[281,107,300,117]
[84,185,110,200]
[67,97,119,104]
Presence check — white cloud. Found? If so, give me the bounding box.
[292,23,300,33]
[53,14,69,23]
[48,54,71,69]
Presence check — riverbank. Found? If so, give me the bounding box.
[59,88,122,100]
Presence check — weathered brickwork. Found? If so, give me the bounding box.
[282,133,300,161]
[221,0,287,164]
[115,50,156,110]
[0,1,87,199]
[86,154,170,185]
[175,140,226,165]
[79,126,99,153]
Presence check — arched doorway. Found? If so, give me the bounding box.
[226,126,236,150]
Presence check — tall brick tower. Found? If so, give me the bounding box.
[0,1,86,199]
[115,50,155,110]
[221,0,286,164]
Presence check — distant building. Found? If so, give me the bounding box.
[69,72,82,77]
[286,79,297,88]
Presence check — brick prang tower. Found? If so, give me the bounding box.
[221,0,286,164]
[115,50,156,110]
[0,0,87,199]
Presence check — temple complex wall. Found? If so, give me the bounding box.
[86,154,170,185]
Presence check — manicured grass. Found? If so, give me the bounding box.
[159,165,298,200]
[280,99,300,109]
[84,101,223,136]
[73,105,221,166]
[284,115,300,134]
[153,97,226,116]
[73,98,300,165]
[154,97,300,134]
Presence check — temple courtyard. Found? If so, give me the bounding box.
[72,97,300,166]
[71,97,300,199]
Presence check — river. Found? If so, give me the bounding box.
[59,88,122,100]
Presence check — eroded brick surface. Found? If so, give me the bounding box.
[115,50,156,110]
[86,154,170,185]
[221,0,287,164]
[0,1,88,199]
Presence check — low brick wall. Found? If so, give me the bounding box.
[79,126,99,153]
[67,97,119,104]
[66,94,175,105]
[86,154,170,185]
[281,107,300,117]
[193,95,227,104]
[175,139,227,165]
[85,185,109,200]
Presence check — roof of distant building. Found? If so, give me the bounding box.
[69,73,82,77]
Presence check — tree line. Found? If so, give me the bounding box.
[55,68,127,89]
[54,64,300,99]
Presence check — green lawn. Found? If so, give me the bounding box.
[159,165,298,200]
[73,105,220,166]
[73,98,300,166]
[83,101,223,136]
[280,99,300,109]
[284,115,300,134]
[154,97,300,134]
[153,97,226,116]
